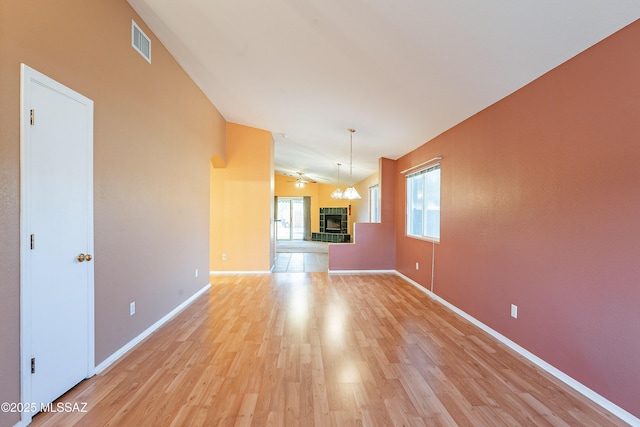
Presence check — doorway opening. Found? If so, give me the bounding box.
[277,197,304,240]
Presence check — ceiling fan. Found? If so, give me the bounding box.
[286,172,316,188]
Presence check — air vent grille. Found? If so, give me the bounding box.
[132,20,151,63]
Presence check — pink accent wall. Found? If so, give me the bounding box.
[329,158,396,270]
[395,21,640,417]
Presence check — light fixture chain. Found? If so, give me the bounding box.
[348,128,355,186]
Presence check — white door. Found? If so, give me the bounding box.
[20,65,94,412]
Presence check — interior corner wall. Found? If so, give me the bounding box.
[210,123,274,272]
[350,171,379,224]
[394,21,640,417]
[269,143,275,268]
[0,2,225,425]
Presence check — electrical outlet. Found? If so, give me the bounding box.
[222,253,227,261]
[511,304,518,319]
[130,301,136,316]
[416,262,419,270]
[195,268,199,278]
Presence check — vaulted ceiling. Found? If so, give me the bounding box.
[128,0,640,185]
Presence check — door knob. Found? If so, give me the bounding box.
[85,254,92,262]
[77,253,86,262]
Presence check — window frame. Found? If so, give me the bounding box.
[405,163,440,242]
[369,184,380,223]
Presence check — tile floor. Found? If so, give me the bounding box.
[272,252,328,272]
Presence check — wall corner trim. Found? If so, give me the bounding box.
[94,283,211,374]
[394,271,640,426]
[14,416,29,427]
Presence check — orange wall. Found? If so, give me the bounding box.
[211,124,274,271]
[350,171,379,224]
[395,21,640,417]
[0,2,225,424]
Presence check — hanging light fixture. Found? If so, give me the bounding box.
[330,163,344,199]
[342,128,361,200]
[292,172,306,188]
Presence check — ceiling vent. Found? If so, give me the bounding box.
[132,20,151,63]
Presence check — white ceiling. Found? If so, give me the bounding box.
[128,0,640,185]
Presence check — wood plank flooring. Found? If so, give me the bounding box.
[31,273,626,426]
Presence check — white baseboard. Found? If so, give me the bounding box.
[13,418,28,427]
[328,269,396,274]
[210,270,271,275]
[394,271,640,426]
[94,283,211,374]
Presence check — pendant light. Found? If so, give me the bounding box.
[342,128,361,200]
[330,163,344,199]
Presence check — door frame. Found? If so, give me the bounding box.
[19,64,95,424]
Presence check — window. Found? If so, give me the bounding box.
[406,164,440,241]
[369,185,380,222]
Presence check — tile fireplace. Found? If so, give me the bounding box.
[313,207,350,242]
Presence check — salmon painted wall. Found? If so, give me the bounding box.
[0,1,225,425]
[395,21,640,417]
[330,158,395,270]
[211,123,274,272]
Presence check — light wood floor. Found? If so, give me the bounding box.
[32,273,626,426]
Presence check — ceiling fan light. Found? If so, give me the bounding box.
[295,180,305,188]
[342,186,361,200]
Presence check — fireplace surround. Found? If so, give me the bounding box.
[313,207,350,242]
